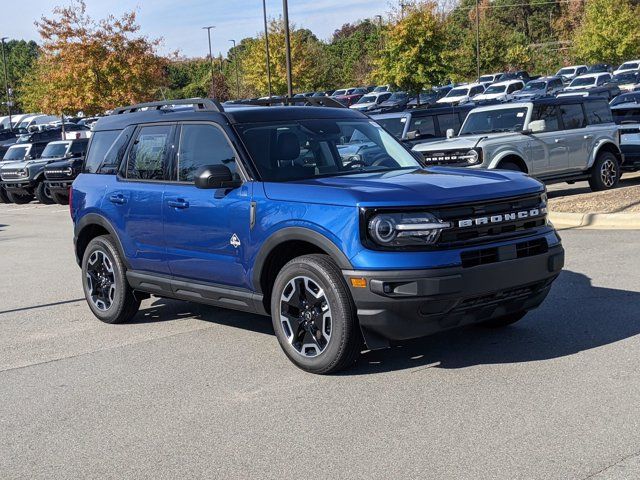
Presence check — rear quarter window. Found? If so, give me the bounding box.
[83,130,122,173]
[585,100,613,125]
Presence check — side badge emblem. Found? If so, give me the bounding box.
[230,234,241,248]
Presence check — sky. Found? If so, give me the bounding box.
[2,0,390,57]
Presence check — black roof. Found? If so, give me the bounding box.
[526,96,609,106]
[94,102,364,132]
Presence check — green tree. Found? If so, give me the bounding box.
[325,20,381,87]
[0,40,39,113]
[572,0,640,65]
[374,2,449,92]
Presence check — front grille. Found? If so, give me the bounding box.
[45,169,74,179]
[453,280,549,312]
[460,237,548,268]
[1,169,25,180]
[434,193,547,248]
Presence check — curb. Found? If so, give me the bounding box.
[549,211,640,230]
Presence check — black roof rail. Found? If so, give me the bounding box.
[239,96,346,109]
[111,98,224,115]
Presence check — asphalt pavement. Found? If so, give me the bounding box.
[1,203,639,479]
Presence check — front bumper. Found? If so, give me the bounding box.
[343,244,564,349]
[44,179,73,194]
[1,179,36,194]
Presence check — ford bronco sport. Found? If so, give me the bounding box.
[413,97,623,191]
[71,99,564,374]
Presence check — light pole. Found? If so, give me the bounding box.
[475,0,480,79]
[202,26,216,98]
[1,37,12,130]
[229,39,241,99]
[375,14,383,50]
[262,0,272,98]
[282,0,293,97]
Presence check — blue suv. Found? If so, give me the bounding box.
[71,99,564,373]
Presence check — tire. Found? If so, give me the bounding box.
[271,254,362,374]
[479,311,527,328]
[51,191,69,205]
[0,186,10,203]
[81,235,140,324]
[588,151,620,191]
[499,161,524,172]
[35,181,55,204]
[6,191,34,204]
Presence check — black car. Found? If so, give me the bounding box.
[406,86,452,108]
[587,64,612,74]
[43,139,90,204]
[369,91,410,113]
[500,70,532,83]
[610,93,640,171]
[371,104,474,147]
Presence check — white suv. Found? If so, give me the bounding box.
[565,73,612,91]
[413,97,623,191]
[473,80,524,102]
[437,83,485,105]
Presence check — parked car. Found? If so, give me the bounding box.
[500,71,532,83]
[372,104,474,146]
[437,83,485,105]
[40,138,90,204]
[609,71,640,93]
[332,87,367,106]
[414,97,622,191]
[0,113,30,131]
[564,73,612,91]
[1,139,88,204]
[477,73,505,88]
[0,142,46,203]
[369,91,411,113]
[349,91,393,112]
[556,65,588,83]
[613,60,640,76]
[472,80,524,102]
[69,98,564,374]
[406,86,451,108]
[513,76,565,100]
[558,83,620,101]
[610,92,640,172]
[586,64,612,74]
[373,84,390,92]
[15,114,60,134]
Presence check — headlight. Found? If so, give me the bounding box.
[18,168,29,177]
[367,212,451,247]
[64,167,74,176]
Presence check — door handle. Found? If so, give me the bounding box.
[584,134,593,140]
[554,138,563,143]
[167,199,190,209]
[108,194,126,205]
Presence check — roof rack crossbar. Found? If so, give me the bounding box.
[112,98,224,115]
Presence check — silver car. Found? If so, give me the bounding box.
[413,98,623,191]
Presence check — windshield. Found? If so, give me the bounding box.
[460,107,528,135]
[570,77,596,87]
[357,95,377,104]
[611,93,640,106]
[375,117,406,138]
[557,68,576,76]
[447,87,469,97]
[41,142,70,158]
[3,146,29,160]
[236,119,421,182]
[612,108,640,124]
[333,90,346,96]
[523,81,546,91]
[483,85,506,94]
[478,75,494,82]
[387,92,407,101]
[620,62,639,70]
[613,72,639,83]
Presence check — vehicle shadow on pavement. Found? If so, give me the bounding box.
[548,174,640,200]
[349,269,640,375]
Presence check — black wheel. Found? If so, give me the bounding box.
[499,161,524,172]
[271,254,361,374]
[51,191,69,205]
[82,235,140,324]
[6,191,34,204]
[479,311,527,328]
[0,186,9,203]
[589,152,619,191]
[35,181,55,204]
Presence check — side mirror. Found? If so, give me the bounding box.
[406,130,420,140]
[446,128,455,139]
[194,164,241,190]
[527,119,546,134]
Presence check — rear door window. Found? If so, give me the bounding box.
[126,125,174,181]
[560,104,586,129]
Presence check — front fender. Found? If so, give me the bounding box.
[487,146,528,170]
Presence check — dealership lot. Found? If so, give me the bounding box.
[1,203,639,479]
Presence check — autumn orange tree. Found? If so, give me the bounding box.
[21,0,167,115]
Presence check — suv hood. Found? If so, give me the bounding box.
[263,167,543,207]
[1,156,65,170]
[412,132,521,152]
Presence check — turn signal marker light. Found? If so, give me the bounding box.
[350,278,367,288]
